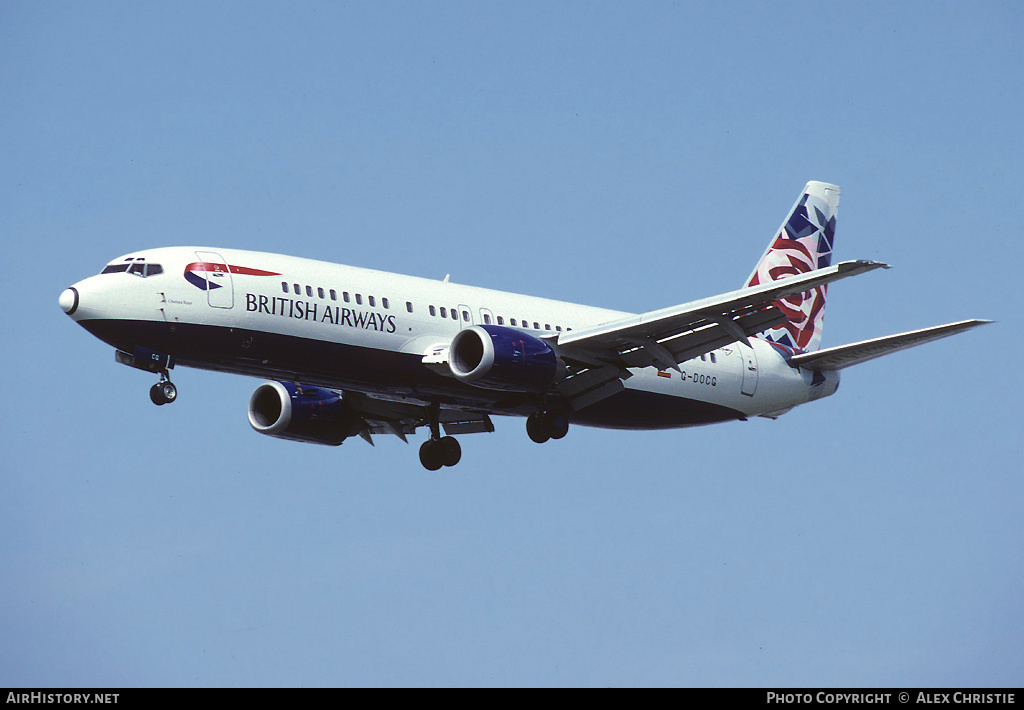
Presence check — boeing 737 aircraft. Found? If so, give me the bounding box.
[60,182,987,469]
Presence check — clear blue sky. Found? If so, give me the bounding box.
[2,1,1020,687]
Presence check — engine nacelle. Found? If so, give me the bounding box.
[248,381,363,446]
[449,325,563,392]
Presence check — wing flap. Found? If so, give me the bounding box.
[363,412,495,438]
[340,390,496,441]
[790,319,992,371]
[555,365,627,410]
[441,415,495,435]
[618,307,787,369]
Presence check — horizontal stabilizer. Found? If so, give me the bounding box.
[790,319,992,371]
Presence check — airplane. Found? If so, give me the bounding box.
[59,181,988,470]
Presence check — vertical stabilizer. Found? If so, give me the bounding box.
[744,181,840,352]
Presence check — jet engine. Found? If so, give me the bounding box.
[448,325,564,392]
[248,381,363,445]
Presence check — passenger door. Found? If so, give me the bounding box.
[194,250,234,309]
[739,341,758,396]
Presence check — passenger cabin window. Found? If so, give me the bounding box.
[429,305,436,317]
[343,292,350,303]
[462,310,470,321]
[368,296,375,307]
[510,318,517,326]
[281,281,288,293]
[293,283,300,294]
[382,298,390,309]
[440,307,447,318]
[318,287,324,299]
[483,314,491,324]
[497,316,504,325]
[355,294,362,305]
[406,301,414,313]
[330,289,337,301]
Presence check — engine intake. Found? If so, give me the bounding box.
[449,325,563,392]
[248,381,363,445]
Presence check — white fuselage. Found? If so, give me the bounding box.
[62,247,839,429]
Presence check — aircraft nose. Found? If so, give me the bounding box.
[59,287,80,315]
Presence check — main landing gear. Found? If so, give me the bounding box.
[526,410,569,444]
[419,403,461,471]
[114,348,178,406]
[149,374,177,406]
[419,436,461,471]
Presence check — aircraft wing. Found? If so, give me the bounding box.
[789,319,992,371]
[557,260,884,368]
[550,260,888,409]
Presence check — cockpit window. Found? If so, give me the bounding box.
[100,259,163,277]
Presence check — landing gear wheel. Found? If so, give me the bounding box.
[159,381,177,403]
[526,413,550,444]
[527,411,569,443]
[419,440,444,471]
[419,436,462,470]
[546,412,569,440]
[437,436,461,467]
[150,381,177,406]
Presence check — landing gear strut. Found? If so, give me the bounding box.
[526,410,569,444]
[419,403,461,470]
[149,374,177,406]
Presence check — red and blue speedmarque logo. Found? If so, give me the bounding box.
[183,261,281,291]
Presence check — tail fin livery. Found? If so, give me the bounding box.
[745,181,840,352]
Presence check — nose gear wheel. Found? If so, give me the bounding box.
[149,375,177,406]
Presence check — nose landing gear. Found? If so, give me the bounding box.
[114,348,178,406]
